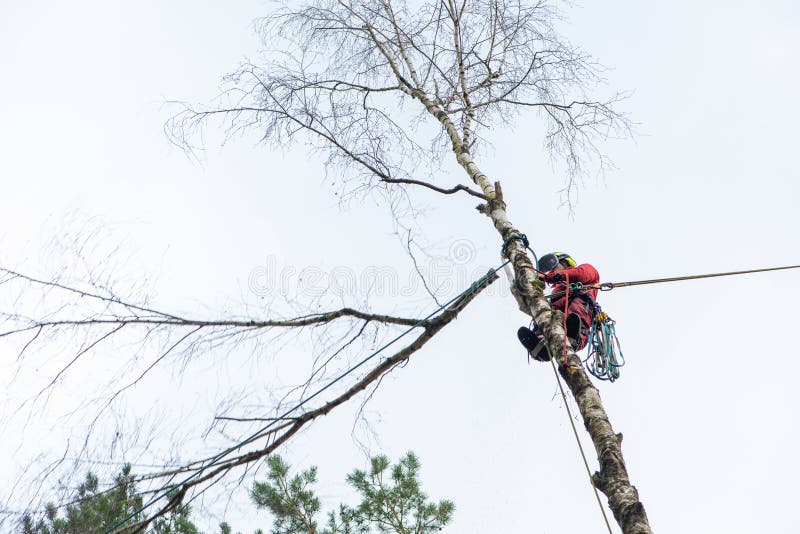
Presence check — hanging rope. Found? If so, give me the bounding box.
[546,346,614,534]
[584,309,624,382]
[561,272,571,365]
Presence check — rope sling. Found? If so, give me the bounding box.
[585,308,624,381]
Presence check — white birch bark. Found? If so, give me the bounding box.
[455,130,652,534]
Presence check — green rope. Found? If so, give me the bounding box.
[501,232,528,257]
[584,311,625,382]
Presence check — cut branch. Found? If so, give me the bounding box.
[111,269,497,533]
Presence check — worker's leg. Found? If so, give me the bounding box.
[565,313,589,351]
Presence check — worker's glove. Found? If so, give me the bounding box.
[533,276,546,291]
[545,272,565,285]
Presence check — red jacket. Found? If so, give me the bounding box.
[547,263,600,326]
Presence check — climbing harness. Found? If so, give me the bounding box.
[554,278,624,379]
[557,282,625,381]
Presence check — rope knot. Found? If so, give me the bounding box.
[501,232,529,258]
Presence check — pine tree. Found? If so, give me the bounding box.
[251,452,453,534]
[21,465,199,534]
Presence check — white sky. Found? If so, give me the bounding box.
[1,1,799,533]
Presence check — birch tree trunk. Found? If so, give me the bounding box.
[377,13,652,530]
[397,74,650,531]
[464,157,652,534]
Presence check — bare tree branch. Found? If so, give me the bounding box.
[6,2,645,532]
[109,269,497,533]
[379,176,488,199]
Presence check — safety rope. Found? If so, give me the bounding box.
[104,260,509,534]
[543,265,800,300]
[597,264,800,291]
[546,346,614,534]
[562,273,571,365]
[531,273,613,533]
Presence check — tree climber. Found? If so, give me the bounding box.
[517,252,600,361]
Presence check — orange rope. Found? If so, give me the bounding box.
[547,354,615,534]
[550,273,613,532]
[562,273,570,365]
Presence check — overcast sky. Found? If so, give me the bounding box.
[1,1,799,533]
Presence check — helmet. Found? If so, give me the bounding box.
[537,252,576,272]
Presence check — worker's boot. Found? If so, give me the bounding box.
[517,326,549,361]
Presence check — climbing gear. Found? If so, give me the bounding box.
[502,232,541,281]
[547,283,595,303]
[538,252,576,272]
[518,271,588,363]
[517,325,549,361]
[546,283,598,317]
[584,307,625,382]
[549,279,597,354]
[501,232,530,258]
